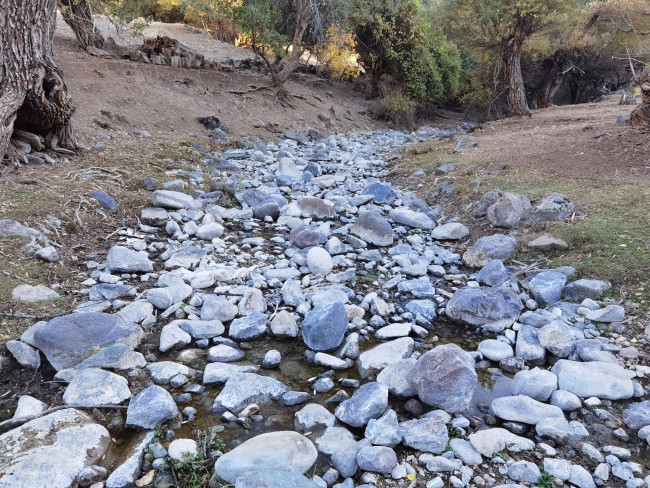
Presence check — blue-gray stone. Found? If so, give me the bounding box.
[529,271,567,305]
[362,183,395,203]
[623,401,650,430]
[476,259,508,287]
[446,286,523,332]
[334,382,388,428]
[229,311,268,341]
[126,385,179,430]
[302,302,348,352]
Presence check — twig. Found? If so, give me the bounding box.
[0,404,128,433]
[0,312,53,320]
[2,270,32,285]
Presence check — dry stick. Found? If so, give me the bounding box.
[2,270,32,285]
[0,404,128,432]
[0,312,53,320]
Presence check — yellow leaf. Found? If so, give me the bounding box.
[407,474,415,481]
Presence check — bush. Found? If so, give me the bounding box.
[369,91,417,128]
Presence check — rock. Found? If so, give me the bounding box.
[214,432,317,483]
[529,271,567,305]
[568,464,596,488]
[270,310,299,338]
[376,358,417,397]
[90,190,119,213]
[229,311,268,341]
[446,287,523,332]
[551,360,634,400]
[511,367,557,401]
[208,344,245,362]
[350,211,394,247]
[0,409,110,488]
[233,471,322,488]
[357,337,414,379]
[6,340,41,368]
[307,247,333,275]
[105,432,154,488]
[623,401,650,430]
[403,299,437,325]
[277,158,303,180]
[487,192,531,227]
[389,208,434,230]
[515,324,546,365]
[33,312,143,371]
[106,246,153,273]
[364,409,402,447]
[508,461,540,484]
[476,259,508,287]
[537,321,576,358]
[63,368,131,406]
[468,428,535,456]
[11,284,58,302]
[214,373,288,412]
[315,427,360,478]
[76,343,146,371]
[147,361,192,384]
[431,222,470,240]
[356,446,398,474]
[362,183,395,203]
[563,279,611,300]
[473,189,504,217]
[202,362,259,385]
[400,416,448,454]
[168,439,198,461]
[334,382,388,428]
[262,350,281,368]
[126,385,179,430]
[152,190,194,209]
[35,246,60,262]
[302,302,348,352]
[314,352,348,370]
[201,295,238,322]
[527,193,574,223]
[298,197,336,219]
[195,222,225,240]
[528,235,569,251]
[178,319,225,340]
[165,246,207,269]
[159,322,192,352]
[550,390,582,411]
[490,395,564,425]
[77,465,108,487]
[463,234,516,268]
[295,403,336,432]
[253,200,280,221]
[477,339,513,362]
[0,219,39,238]
[289,226,321,249]
[584,305,625,323]
[408,343,477,413]
[449,439,483,465]
[544,458,571,481]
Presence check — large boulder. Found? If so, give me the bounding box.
[463,234,517,268]
[445,287,523,332]
[407,343,478,413]
[490,395,564,425]
[214,432,317,483]
[529,271,567,305]
[487,193,531,227]
[0,409,110,488]
[350,211,394,247]
[551,360,634,400]
[301,302,348,352]
[32,312,143,371]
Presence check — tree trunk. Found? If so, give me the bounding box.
[1,0,76,167]
[529,51,566,109]
[502,22,531,116]
[57,0,105,50]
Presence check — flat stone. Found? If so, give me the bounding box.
[477,339,513,362]
[463,234,516,268]
[0,409,110,488]
[490,395,565,425]
[356,446,398,474]
[106,246,153,273]
[208,344,245,362]
[584,305,625,323]
[350,211,394,247]
[214,432,317,483]
[528,235,569,251]
[362,183,395,204]
[214,373,288,412]
[159,322,192,352]
[164,246,207,269]
[508,461,540,484]
[389,207,434,230]
[202,362,259,385]
[63,368,131,406]
[357,337,414,379]
[400,416,448,454]
[196,222,224,240]
[33,312,143,371]
[289,226,321,249]
[302,302,348,352]
[446,286,523,332]
[431,222,470,240]
[0,219,39,238]
[234,471,322,488]
[126,385,179,430]
[177,319,225,340]
[6,340,41,368]
[35,246,60,262]
[468,428,535,456]
[449,439,483,465]
[551,360,634,399]
[563,279,611,300]
[229,311,268,341]
[152,190,194,209]
[75,343,146,371]
[90,190,119,213]
[12,284,58,302]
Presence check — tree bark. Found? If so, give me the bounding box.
[529,51,567,109]
[1,0,76,167]
[57,0,105,50]
[502,21,531,116]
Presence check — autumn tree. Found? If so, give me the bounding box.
[1,0,76,167]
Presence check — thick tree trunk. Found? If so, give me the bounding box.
[1,0,76,167]
[58,0,105,50]
[529,51,567,110]
[502,22,531,116]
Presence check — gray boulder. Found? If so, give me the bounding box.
[400,416,448,453]
[214,373,288,412]
[294,403,336,432]
[389,207,434,230]
[476,259,508,287]
[315,427,360,478]
[490,395,566,425]
[0,409,110,488]
[537,321,577,358]
[407,343,477,413]
[446,287,523,332]
[106,246,153,273]
[563,279,611,300]
[623,401,650,430]
[473,189,503,217]
[201,295,239,322]
[350,211,394,247]
[302,302,348,352]
[511,367,558,401]
[32,312,143,371]
[105,432,154,488]
[214,432,317,483]
[126,385,179,430]
[376,358,417,397]
[229,311,268,341]
[233,471,321,488]
[334,382,388,428]
[6,340,41,369]
[487,192,531,227]
[526,193,574,223]
[529,271,567,305]
[515,324,546,365]
[551,360,634,400]
[356,446,398,474]
[63,368,131,406]
[364,409,402,447]
[463,234,516,268]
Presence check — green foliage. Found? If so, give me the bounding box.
[369,91,417,128]
[169,428,226,488]
[538,469,555,488]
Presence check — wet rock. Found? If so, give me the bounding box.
[262,349,281,368]
[357,337,414,379]
[487,192,531,227]
[551,360,634,400]
[408,343,477,413]
[214,431,317,483]
[302,302,348,352]
[446,287,523,332]
[350,211,394,247]
[0,409,110,488]
[33,312,143,371]
[214,372,288,412]
[490,395,564,425]
[126,385,179,430]
[63,368,131,406]
[106,246,153,273]
[335,382,388,428]
[529,271,567,305]
[463,234,516,268]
